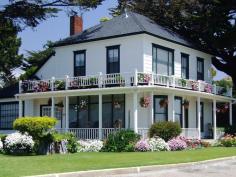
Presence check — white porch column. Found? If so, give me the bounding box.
[51,97,55,118]
[213,99,217,140]
[99,93,103,139]
[19,100,23,117]
[65,96,69,130]
[182,105,185,128]
[133,91,138,133]
[172,94,175,122]
[150,91,154,125]
[197,97,201,139]
[229,101,233,126]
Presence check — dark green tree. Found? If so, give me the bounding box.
[112,0,236,86]
[0,0,104,87]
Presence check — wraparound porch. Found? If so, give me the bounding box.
[17,86,234,140]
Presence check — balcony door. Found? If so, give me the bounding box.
[106,45,120,74]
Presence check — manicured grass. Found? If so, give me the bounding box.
[0,147,235,177]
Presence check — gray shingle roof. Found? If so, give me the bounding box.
[53,11,195,48]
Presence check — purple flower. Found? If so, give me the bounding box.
[135,139,150,152]
[168,137,187,151]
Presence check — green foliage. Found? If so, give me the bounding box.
[213,77,233,88]
[220,135,236,147]
[209,67,217,79]
[100,17,111,22]
[102,130,140,152]
[224,125,236,135]
[112,0,236,87]
[149,121,182,141]
[13,117,57,141]
[52,132,78,153]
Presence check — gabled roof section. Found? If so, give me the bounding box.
[53,11,194,48]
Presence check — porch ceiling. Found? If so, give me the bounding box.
[16,85,234,102]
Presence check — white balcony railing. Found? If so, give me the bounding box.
[19,71,232,97]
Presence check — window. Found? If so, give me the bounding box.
[74,50,86,76]
[174,97,182,127]
[152,44,174,76]
[154,95,168,122]
[181,53,189,79]
[0,102,19,130]
[197,57,204,80]
[107,45,120,74]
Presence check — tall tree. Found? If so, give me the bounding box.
[0,0,104,87]
[112,0,236,86]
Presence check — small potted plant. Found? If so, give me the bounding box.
[115,75,125,86]
[191,81,199,91]
[138,73,151,85]
[180,79,187,87]
[182,99,189,109]
[204,84,212,93]
[89,77,98,88]
[159,98,168,108]
[140,96,151,108]
[54,80,65,90]
[69,80,79,89]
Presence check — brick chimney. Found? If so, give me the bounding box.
[70,16,83,36]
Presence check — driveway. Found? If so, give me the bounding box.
[107,158,236,177]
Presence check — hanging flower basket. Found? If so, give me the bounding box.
[159,98,168,108]
[48,98,52,105]
[57,101,64,111]
[182,99,189,109]
[204,84,212,93]
[79,98,88,110]
[140,96,151,108]
[216,103,229,113]
[113,101,121,109]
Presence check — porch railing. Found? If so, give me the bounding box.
[19,71,232,97]
[56,128,200,140]
[181,128,199,139]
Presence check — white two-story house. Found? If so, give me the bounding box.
[0,11,234,139]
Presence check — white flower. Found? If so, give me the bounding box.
[78,139,103,152]
[148,137,170,151]
[4,132,34,153]
[0,140,3,152]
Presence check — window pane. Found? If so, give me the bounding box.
[154,96,168,122]
[107,46,120,74]
[0,102,19,129]
[157,48,169,75]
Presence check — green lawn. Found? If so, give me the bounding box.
[0,147,235,177]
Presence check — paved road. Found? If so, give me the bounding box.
[106,158,236,177]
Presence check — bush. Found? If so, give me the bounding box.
[224,125,236,135]
[65,133,78,153]
[78,140,103,152]
[4,132,34,155]
[103,130,140,152]
[135,139,150,152]
[168,136,187,151]
[149,121,181,141]
[220,135,236,147]
[148,137,170,151]
[13,117,57,140]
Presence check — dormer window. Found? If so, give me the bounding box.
[152,44,174,76]
[74,50,86,76]
[106,45,120,74]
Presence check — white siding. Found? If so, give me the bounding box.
[36,35,144,79]
[143,34,213,83]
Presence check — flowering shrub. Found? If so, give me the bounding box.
[148,137,170,151]
[0,140,3,153]
[135,139,150,152]
[191,81,199,91]
[4,132,35,154]
[185,138,202,149]
[168,136,187,151]
[204,84,212,93]
[220,134,236,147]
[78,140,103,152]
[138,73,151,83]
[140,96,151,108]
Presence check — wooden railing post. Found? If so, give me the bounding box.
[51,77,55,91]
[65,75,69,90]
[213,84,216,94]
[19,80,22,93]
[98,72,103,88]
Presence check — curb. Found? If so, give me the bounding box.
[25,156,236,177]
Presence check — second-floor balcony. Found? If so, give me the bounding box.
[19,71,233,97]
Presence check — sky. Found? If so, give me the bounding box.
[17,0,227,80]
